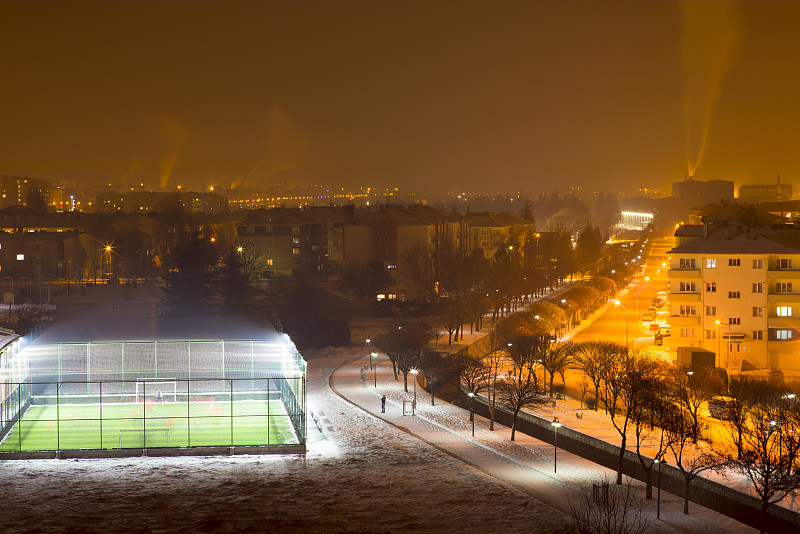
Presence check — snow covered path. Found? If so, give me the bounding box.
[330,347,757,534]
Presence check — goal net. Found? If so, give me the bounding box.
[135,379,178,403]
[118,428,171,448]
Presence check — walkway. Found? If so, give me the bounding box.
[330,352,755,534]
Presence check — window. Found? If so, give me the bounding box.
[680,305,696,316]
[481,240,489,247]
[266,248,273,256]
[680,282,696,292]
[729,342,742,353]
[16,254,23,261]
[705,306,716,316]
[778,258,793,269]
[728,317,741,325]
[706,282,716,292]
[728,291,740,298]
[680,328,696,339]
[728,258,741,267]
[705,258,716,269]
[752,283,763,293]
[292,226,300,234]
[753,259,763,269]
[480,229,489,236]
[246,226,254,234]
[776,282,793,293]
[705,330,716,339]
[752,307,763,317]
[292,247,300,255]
[753,330,763,340]
[266,259,273,266]
[292,237,300,244]
[777,306,793,317]
[679,258,696,269]
[774,329,793,340]
[388,264,396,270]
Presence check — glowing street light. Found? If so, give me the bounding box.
[468,392,476,436]
[551,416,562,473]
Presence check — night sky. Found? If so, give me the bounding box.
[1,1,797,194]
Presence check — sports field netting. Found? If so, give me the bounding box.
[0,398,298,452]
[1,337,307,455]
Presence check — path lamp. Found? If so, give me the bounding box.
[371,352,377,387]
[614,300,629,349]
[366,338,372,370]
[551,416,562,473]
[468,392,475,436]
[655,456,667,518]
[410,369,418,415]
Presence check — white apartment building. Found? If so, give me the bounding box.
[667,222,799,373]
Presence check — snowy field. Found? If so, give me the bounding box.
[0,348,562,534]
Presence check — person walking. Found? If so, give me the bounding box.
[381,395,386,413]
[360,367,367,384]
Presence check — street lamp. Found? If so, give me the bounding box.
[366,338,372,370]
[551,416,562,473]
[371,352,377,387]
[614,300,629,349]
[654,456,667,518]
[468,392,475,436]
[410,369,418,415]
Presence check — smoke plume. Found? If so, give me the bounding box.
[681,1,742,177]
[153,115,187,190]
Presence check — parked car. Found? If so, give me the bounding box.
[660,327,671,337]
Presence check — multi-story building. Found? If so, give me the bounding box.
[667,219,799,373]
[737,175,792,204]
[0,175,50,210]
[468,212,535,260]
[96,191,228,215]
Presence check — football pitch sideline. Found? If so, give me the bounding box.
[0,400,299,452]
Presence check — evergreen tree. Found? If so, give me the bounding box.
[162,233,216,315]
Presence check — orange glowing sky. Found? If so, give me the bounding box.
[0,1,797,194]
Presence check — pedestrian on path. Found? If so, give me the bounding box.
[360,366,367,384]
[381,395,386,413]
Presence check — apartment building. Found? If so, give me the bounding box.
[667,220,799,373]
[468,212,535,260]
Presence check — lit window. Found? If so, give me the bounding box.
[777,306,793,317]
[292,248,300,255]
[705,259,716,269]
[16,254,23,261]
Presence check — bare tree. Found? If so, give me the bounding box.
[575,341,617,412]
[600,349,661,485]
[725,375,775,460]
[562,477,653,534]
[498,334,547,440]
[417,350,461,406]
[725,391,800,533]
[540,340,575,398]
[662,406,727,514]
[670,366,722,444]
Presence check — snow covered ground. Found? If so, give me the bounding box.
[0,347,561,534]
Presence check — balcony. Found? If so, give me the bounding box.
[768,269,800,279]
[767,293,800,304]
[768,317,799,329]
[669,269,702,279]
[670,293,701,303]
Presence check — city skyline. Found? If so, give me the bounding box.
[1,1,797,195]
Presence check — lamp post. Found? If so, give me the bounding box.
[410,369,418,415]
[371,352,377,387]
[614,300,629,349]
[551,416,562,473]
[714,320,732,373]
[655,456,667,518]
[468,392,475,436]
[366,338,372,370]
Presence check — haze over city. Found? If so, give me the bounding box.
[1,2,799,534]
[1,0,797,195]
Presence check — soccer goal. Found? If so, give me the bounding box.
[135,379,178,403]
[118,428,171,448]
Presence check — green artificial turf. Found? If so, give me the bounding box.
[0,400,299,452]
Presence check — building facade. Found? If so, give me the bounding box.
[667,220,799,373]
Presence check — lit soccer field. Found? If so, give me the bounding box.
[0,400,299,452]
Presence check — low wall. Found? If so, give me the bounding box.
[0,444,306,460]
[455,390,799,534]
